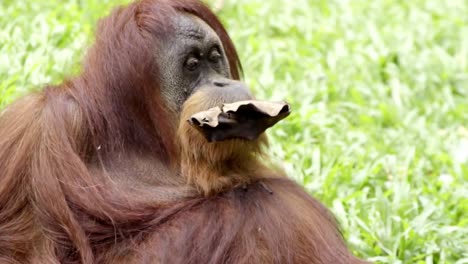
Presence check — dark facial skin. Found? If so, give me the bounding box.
[156,13,252,112]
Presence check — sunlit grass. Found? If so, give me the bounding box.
[1,0,467,263]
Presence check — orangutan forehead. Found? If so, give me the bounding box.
[174,13,218,40]
[179,28,204,40]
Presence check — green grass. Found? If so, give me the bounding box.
[1,0,467,263]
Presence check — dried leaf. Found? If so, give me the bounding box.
[188,100,291,142]
[222,100,290,117]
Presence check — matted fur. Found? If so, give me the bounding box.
[0,0,368,263]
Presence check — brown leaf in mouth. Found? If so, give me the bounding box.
[188,100,291,142]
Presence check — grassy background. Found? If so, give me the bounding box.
[1,0,467,263]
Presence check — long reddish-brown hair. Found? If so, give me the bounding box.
[0,1,368,263]
[0,1,242,263]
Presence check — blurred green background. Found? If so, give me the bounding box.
[1,0,467,263]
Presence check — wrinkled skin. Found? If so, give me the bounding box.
[157,13,252,113]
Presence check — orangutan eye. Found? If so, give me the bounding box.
[185,56,200,71]
[209,48,222,63]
